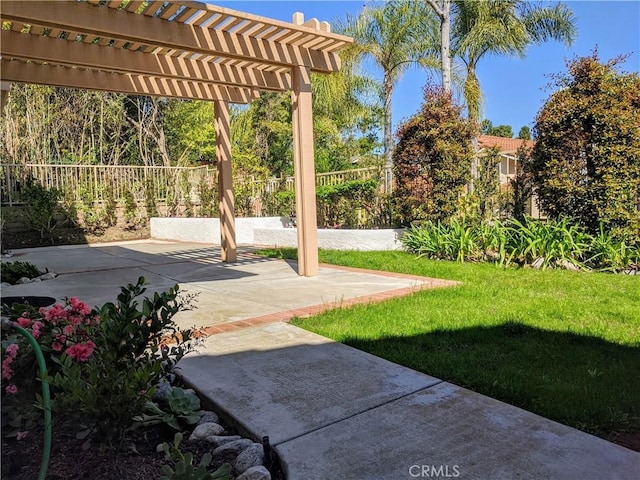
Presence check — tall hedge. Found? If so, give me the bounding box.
[528,53,640,240]
[392,86,476,225]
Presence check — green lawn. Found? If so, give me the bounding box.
[261,248,640,442]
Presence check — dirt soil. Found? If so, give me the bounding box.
[1,422,235,480]
[2,225,150,250]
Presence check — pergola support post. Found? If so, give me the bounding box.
[291,65,319,277]
[215,100,237,263]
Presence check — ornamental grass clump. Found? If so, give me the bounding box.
[401,217,639,272]
[1,277,196,447]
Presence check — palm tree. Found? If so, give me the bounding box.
[342,1,439,167]
[452,0,576,123]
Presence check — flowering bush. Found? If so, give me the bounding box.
[1,277,196,446]
[1,297,99,435]
[4,296,98,369]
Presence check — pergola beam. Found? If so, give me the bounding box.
[0,59,258,103]
[0,1,342,73]
[1,30,291,92]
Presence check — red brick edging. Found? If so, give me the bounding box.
[193,262,459,338]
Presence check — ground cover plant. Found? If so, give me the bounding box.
[261,248,640,449]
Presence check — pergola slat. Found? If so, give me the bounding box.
[0,59,258,103]
[1,30,292,91]
[0,1,344,73]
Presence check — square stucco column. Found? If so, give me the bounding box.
[215,100,237,263]
[291,65,319,277]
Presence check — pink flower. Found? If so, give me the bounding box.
[65,340,96,362]
[16,317,31,328]
[2,360,13,380]
[5,344,19,357]
[44,304,67,322]
[51,342,64,352]
[31,321,43,339]
[16,431,28,441]
[68,315,82,326]
[62,325,75,335]
[70,297,91,316]
[5,384,18,394]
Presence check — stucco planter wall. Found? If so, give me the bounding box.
[150,217,405,251]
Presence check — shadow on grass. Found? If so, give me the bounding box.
[334,321,640,443]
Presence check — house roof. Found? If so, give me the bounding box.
[478,135,534,154]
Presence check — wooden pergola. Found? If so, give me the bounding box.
[0,0,353,276]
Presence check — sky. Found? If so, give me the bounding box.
[214,0,640,135]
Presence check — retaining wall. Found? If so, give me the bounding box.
[150,217,404,251]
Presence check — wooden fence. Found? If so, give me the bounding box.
[0,163,215,206]
[0,163,392,207]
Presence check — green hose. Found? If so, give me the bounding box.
[2,319,52,480]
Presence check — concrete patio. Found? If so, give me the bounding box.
[2,240,638,479]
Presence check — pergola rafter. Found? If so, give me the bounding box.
[0,0,353,276]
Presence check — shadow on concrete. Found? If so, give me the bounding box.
[178,322,640,479]
[338,322,640,442]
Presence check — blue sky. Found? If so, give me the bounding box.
[215,1,640,135]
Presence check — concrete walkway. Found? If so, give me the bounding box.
[179,323,639,480]
[2,241,639,479]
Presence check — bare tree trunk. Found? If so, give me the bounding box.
[383,72,394,168]
[427,0,452,92]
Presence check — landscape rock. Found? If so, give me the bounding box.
[531,257,545,269]
[152,378,172,402]
[1,282,12,288]
[16,277,33,284]
[198,410,220,425]
[30,277,42,282]
[38,272,58,280]
[212,438,253,457]
[236,465,271,480]
[233,443,265,474]
[204,435,242,447]
[558,259,580,271]
[188,422,225,442]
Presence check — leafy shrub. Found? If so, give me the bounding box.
[1,261,42,284]
[392,86,475,225]
[19,181,62,240]
[77,186,107,232]
[198,178,218,218]
[121,187,139,228]
[316,178,382,228]
[1,278,196,446]
[527,53,640,241]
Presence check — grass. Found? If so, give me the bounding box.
[259,248,640,441]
